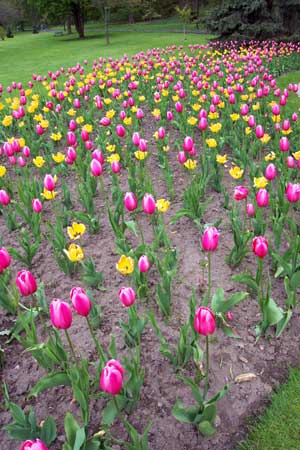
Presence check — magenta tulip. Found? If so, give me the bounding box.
[100,359,124,395]
[44,174,55,191]
[67,131,77,146]
[279,136,290,152]
[15,270,37,296]
[111,161,121,173]
[265,163,277,180]
[142,193,156,214]
[20,439,49,450]
[286,156,295,168]
[286,183,300,203]
[116,124,125,137]
[50,299,72,329]
[32,198,43,213]
[177,151,187,164]
[246,203,255,217]
[70,287,91,316]
[183,136,194,152]
[0,189,10,206]
[90,159,102,176]
[233,186,248,201]
[194,307,216,336]
[124,192,138,211]
[252,236,268,258]
[0,247,11,273]
[119,286,136,307]
[256,188,269,207]
[138,255,151,272]
[202,227,219,252]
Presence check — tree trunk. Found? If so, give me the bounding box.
[71,1,85,38]
[67,15,72,34]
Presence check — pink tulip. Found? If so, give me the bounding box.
[246,203,255,217]
[271,104,280,115]
[15,270,37,296]
[100,359,124,395]
[183,136,194,152]
[111,161,121,173]
[252,236,268,258]
[248,115,256,128]
[67,131,77,146]
[69,119,77,131]
[233,186,248,201]
[116,124,125,137]
[286,156,295,168]
[142,193,156,214]
[157,127,165,139]
[44,174,55,191]
[92,149,104,164]
[20,439,49,450]
[119,286,136,307]
[194,307,216,336]
[265,163,277,180]
[132,132,140,146]
[198,117,207,130]
[124,192,138,211]
[286,183,300,202]
[202,227,219,252]
[67,147,77,162]
[0,189,11,206]
[279,137,290,152]
[138,255,151,272]
[32,198,43,213]
[139,139,147,152]
[90,159,102,176]
[256,188,269,207]
[81,130,89,142]
[136,108,144,119]
[255,125,264,138]
[0,247,11,273]
[70,287,91,316]
[50,299,72,329]
[177,151,187,164]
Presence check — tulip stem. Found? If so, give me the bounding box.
[86,316,106,364]
[64,329,78,364]
[204,336,209,399]
[99,176,109,209]
[134,213,145,246]
[207,252,212,300]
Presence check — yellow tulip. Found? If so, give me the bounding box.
[67,222,86,240]
[64,244,84,262]
[116,255,134,275]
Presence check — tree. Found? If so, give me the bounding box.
[208,0,300,40]
[175,4,192,36]
[0,0,23,36]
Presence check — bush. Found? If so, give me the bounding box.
[0,26,5,40]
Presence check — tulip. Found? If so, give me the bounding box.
[44,174,55,191]
[0,189,10,206]
[256,188,269,207]
[177,151,187,164]
[138,255,151,272]
[198,117,207,130]
[116,124,125,137]
[92,149,104,164]
[202,226,219,252]
[20,439,49,450]
[286,156,295,168]
[265,163,277,180]
[142,193,156,214]
[132,132,140,146]
[139,139,147,152]
[157,127,165,139]
[15,270,37,296]
[246,203,255,217]
[279,136,289,152]
[67,131,77,146]
[32,198,43,213]
[252,236,268,258]
[233,186,248,201]
[194,306,216,336]
[124,192,138,211]
[255,125,264,138]
[50,299,72,329]
[0,247,11,273]
[100,359,124,395]
[70,287,91,316]
[183,136,194,152]
[286,183,300,203]
[119,286,136,307]
[91,159,102,176]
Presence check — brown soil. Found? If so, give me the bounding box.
[0,116,299,450]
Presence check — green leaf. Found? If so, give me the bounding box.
[40,416,57,446]
[232,274,258,294]
[8,402,26,425]
[290,271,300,290]
[64,412,80,447]
[125,220,138,236]
[206,384,229,405]
[263,298,284,326]
[216,292,248,314]
[276,309,293,338]
[198,420,215,436]
[211,288,225,312]
[102,399,118,426]
[29,372,71,398]
[172,399,198,424]
[74,428,86,450]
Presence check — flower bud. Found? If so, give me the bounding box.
[252,236,268,258]
[124,192,138,211]
[100,359,124,395]
[119,286,136,307]
[15,270,37,296]
[142,193,156,214]
[202,226,219,252]
[70,287,91,316]
[138,255,151,272]
[50,299,72,329]
[194,307,216,335]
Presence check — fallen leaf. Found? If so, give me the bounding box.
[235,373,257,383]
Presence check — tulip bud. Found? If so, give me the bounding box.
[202,226,219,252]
[111,161,121,173]
[279,136,290,152]
[90,159,102,176]
[142,193,156,214]
[119,286,136,307]
[116,124,125,138]
[286,183,300,203]
[246,203,255,217]
[256,188,269,207]
[100,359,124,395]
[70,287,91,316]
[44,174,55,191]
[32,198,43,213]
[265,163,277,180]
[255,125,264,138]
[0,247,11,273]
[177,151,187,164]
[183,136,194,152]
[233,186,248,201]
[67,131,77,146]
[252,236,268,258]
[157,127,165,139]
[20,439,49,450]
[92,149,104,164]
[15,270,37,296]
[124,192,138,211]
[286,156,295,168]
[138,255,151,272]
[132,132,140,146]
[0,189,11,206]
[50,299,72,329]
[194,307,216,335]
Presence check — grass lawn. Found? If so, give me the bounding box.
[237,368,300,450]
[0,28,213,88]
[277,70,300,114]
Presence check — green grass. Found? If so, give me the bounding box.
[0,29,213,88]
[277,71,300,114]
[237,368,300,450]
